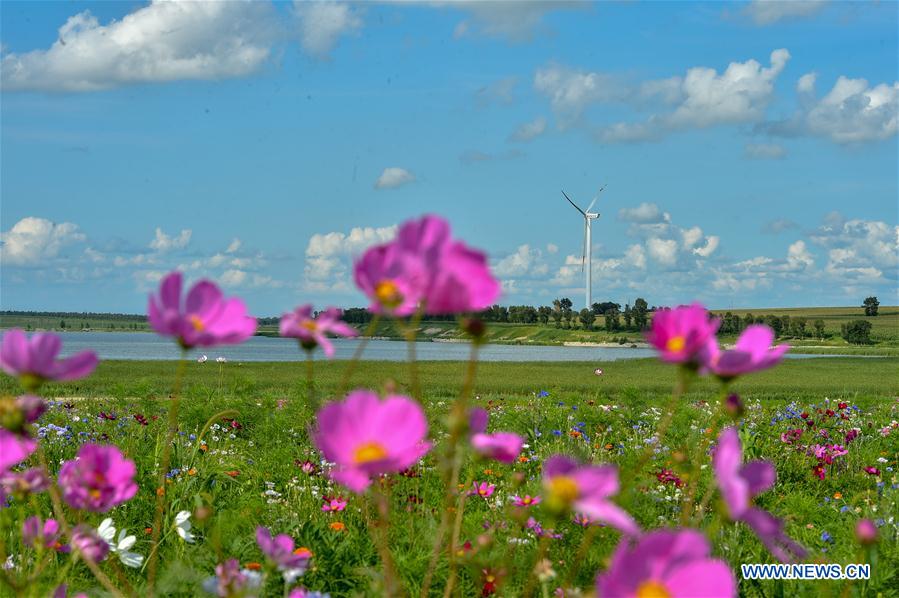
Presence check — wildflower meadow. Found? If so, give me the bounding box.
[1,215,897,597]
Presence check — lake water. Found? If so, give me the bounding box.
[43,331,850,363]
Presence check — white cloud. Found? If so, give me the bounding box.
[476,76,518,106]
[681,226,704,249]
[1,217,86,266]
[293,0,362,58]
[442,1,584,41]
[744,142,787,159]
[534,63,625,124]
[493,244,549,278]
[149,228,192,252]
[625,243,647,269]
[647,238,679,266]
[596,49,790,142]
[785,240,814,271]
[220,269,248,287]
[693,236,719,258]
[226,238,242,253]
[509,116,547,142]
[1,1,277,92]
[804,76,899,144]
[743,0,827,25]
[810,215,899,272]
[304,224,397,290]
[374,167,416,190]
[546,243,559,255]
[618,202,670,224]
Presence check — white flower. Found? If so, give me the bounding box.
[174,510,195,543]
[98,518,144,568]
[198,355,208,363]
[216,357,227,363]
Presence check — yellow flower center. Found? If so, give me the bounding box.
[189,315,205,332]
[547,475,579,508]
[665,335,685,353]
[374,280,403,309]
[354,441,388,464]
[301,320,318,332]
[636,581,671,598]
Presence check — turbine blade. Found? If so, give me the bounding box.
[561,190,586,215]
[586,197,597,213]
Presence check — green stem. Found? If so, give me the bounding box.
[336,314,381,396]
[305,351,316,412]
[146,350,188,594]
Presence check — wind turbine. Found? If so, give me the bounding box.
[561,187,604,310]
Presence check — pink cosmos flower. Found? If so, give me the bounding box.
[71,525,109,562]
[22,516,64,551]
[147,271,257,349]
[701,325,789,379]
[0,395,47,435]
[313,389,431,492]
[644,303,719,365]
[58,444,138,512]
[541,455,639,536]
[204,559,261,597]
[864,466,881,476]
[0,429,36,474]
[321,497,347,512]
[512,495,541,507]
[280,305,357,358]
[596,529,736,598]
[353,215,500,315]
[855,519,877,544]
[713,427,806,562]
[1,467,50,501]
[469,407,523,464]
[470,481,496,498]
[256,527,310,581]
[1,330,97,390]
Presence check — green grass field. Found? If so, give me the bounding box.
[2,356,898,596]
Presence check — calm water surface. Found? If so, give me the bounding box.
[45,331,849,362]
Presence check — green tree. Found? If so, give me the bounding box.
[813,319,826,339]
[578,308,596,331]
[841,320,873,345]
[537,306,551,325]
[765,315,782,337]
[604,306,620,332]
[623,304,633,329]
[60,320,66,329]
[633,298,649,330]
[791,317,807,338]
[863,296,880,316]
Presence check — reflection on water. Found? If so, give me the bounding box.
[45,331,848,363]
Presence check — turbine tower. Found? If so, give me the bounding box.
[561,188,604,310]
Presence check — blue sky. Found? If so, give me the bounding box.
[1,0,897,315]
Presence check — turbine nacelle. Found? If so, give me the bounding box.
[560,187,606,310]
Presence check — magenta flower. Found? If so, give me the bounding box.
[353,215,500,315]
[280,305,357,357]
[512,495,541,507]
[58,444,138,512]
[1,330,97,390]
[701,325,789,379]
[0,429,36,474]
[313,390,431,492]
[147,271,257,349]
[596,529,736,598]
[855,519,878,544]
[470,481,496,498]
[204,558,262,597]
[713,427,806,562]
[1,467,50,500]
[71,525,109,563]
[541,455,639,536]
[321,497,347,512]
[644,303,719,365]
[468,408,523,464]
[22,516,63,551]
[256,527,310,581]
[0,395,47,435]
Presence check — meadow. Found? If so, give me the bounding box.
[2,356,898,596]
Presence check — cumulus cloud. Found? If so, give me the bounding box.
[304,224,397,290]
[1,1,278,92]
[149,228,192,252]
[743,0,827,25]
[1,217,86,266]
[509,116,547,142]
[804,76,899,144]
[493,244,549,278]
[647,237,679,266]
[597,49,790,142]
[293,0,362,58]
[443,1,584,41]
[374,167,416,190]
[810,214,899,274]
[618,202,670,224]
[744,142,787,159]
[534,63,625,125]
